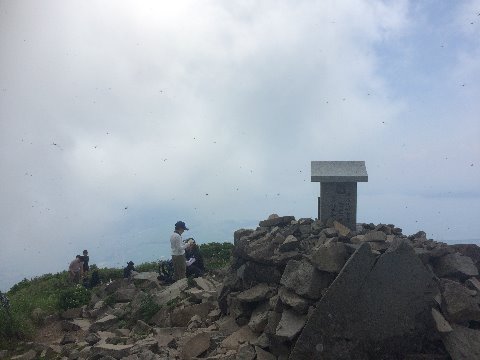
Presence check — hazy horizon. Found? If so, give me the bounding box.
[1,1,479,292]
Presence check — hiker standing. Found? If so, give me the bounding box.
[170,221,189,281]
[68,255,83,283]
[81,249,90,276]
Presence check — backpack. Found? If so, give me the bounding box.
[158,259,175,284]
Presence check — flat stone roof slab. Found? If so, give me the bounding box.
[311,161,368,182]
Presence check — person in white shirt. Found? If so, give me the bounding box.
[170,221,190,281]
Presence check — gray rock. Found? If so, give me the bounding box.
[259,216,295,228]
[443,325,480,360]
[434,253,479,279]
[60,333,76,345]
[363,230,387,242]
[255,346,277,360]
[61,320,81,331]
[170,302,214,327]
[451,244,480,268]
[279,235,300,252]
[440,278,480,323]
[280,258,334,300]
[92,343,133,359]
[132,319,152,335]
[278,287,310,314]
[431,308,453,333]
[310,242,348,273]
[0,350,7,359]
[132,272,161,290]
[85,332,101,346]
[237,283,277,303]
[236,344,256,360]
[291,240,437,359]
[275,310,306,341]
[10,350,37,360]
[153,278,188,306]
[238,261,283,284]
[248,302,270,333]
[322,228,338,238]
[149,306,171,327]
[89,314,118,332]
[114,286,137,302]
[333,221,353,237]
[130,337,158,354]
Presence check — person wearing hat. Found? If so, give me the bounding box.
[170,221,190,281]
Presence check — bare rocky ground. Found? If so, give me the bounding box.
[2,214,480,359]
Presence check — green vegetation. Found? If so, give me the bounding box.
[138,294,161,322]
[0,241,234,348]
[199,242,234,270]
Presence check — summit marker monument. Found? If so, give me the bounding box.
[311,161,368,230]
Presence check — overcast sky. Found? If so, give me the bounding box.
[1,0,479,291]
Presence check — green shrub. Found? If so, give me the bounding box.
[58,285,91,310]
[136,262,159,273]
[199,242,234,270]
[138,294,160,322]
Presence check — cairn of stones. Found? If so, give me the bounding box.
[219,214,480,359]
[5,214,480,360]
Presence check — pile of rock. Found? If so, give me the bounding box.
[219,215,480,359]
[4,214,480,360]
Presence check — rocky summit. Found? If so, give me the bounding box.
[4,215,480,360]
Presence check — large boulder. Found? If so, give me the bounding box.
[434,253,479,279]
[280,258,334,300]
[440,278,480,323]
[442,325,480,360]
[310,242,348,273]
[170,302,215,327]
[291,240,438,359]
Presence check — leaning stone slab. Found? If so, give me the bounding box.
[434,252,479,279]
[89,314,118,332]
[291,239,437,359]
[153,278,188,306]
[280,258,335,300]
[442,325,480,360]
[431,308,453,333]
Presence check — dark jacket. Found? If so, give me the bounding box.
[185,245,205,272]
